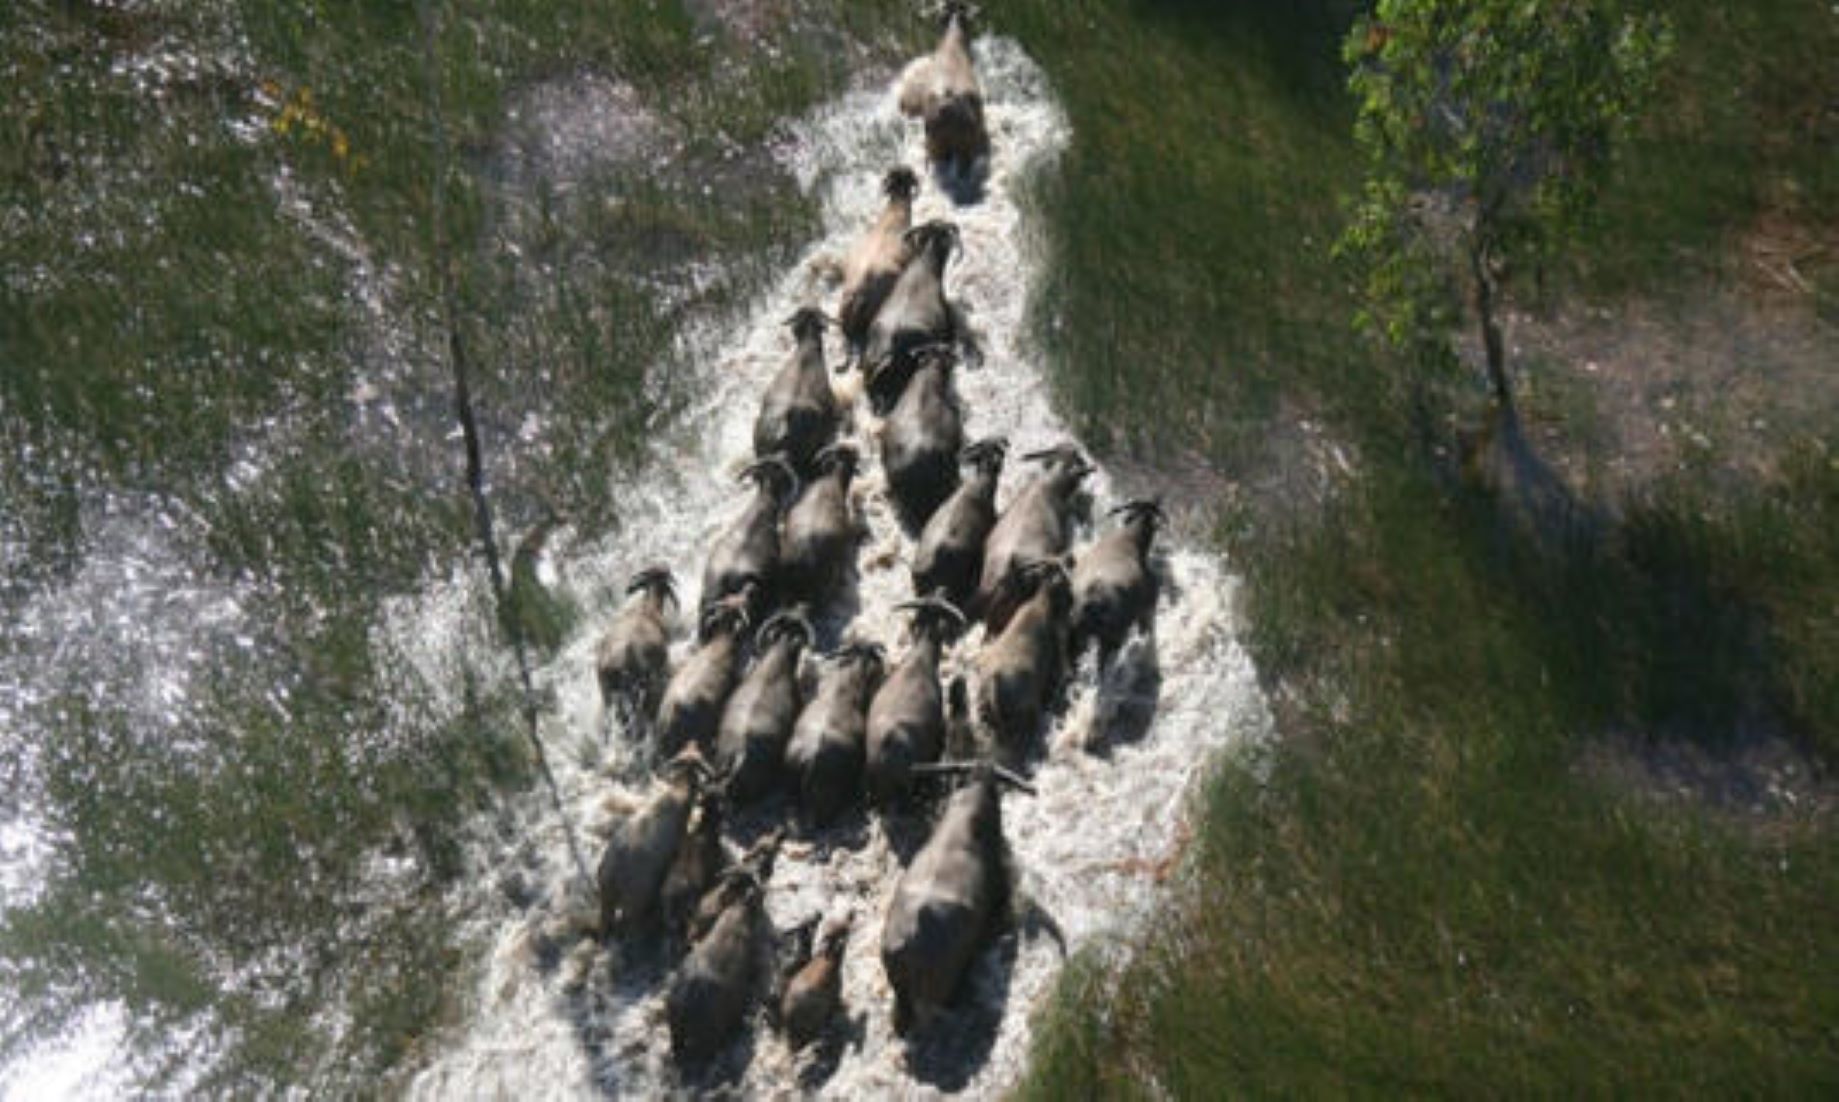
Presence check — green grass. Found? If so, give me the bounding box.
[4,0,1833,1092]
[997,0,1839,1094]
[0,0,922,1091]
[1001,0,1362,463]
[1582,0,1839,297]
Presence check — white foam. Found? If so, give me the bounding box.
[407,37,1272,1098]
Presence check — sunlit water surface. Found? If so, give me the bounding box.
[405,38,1272,1098]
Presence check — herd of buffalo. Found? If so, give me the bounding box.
[583,6,1166,1077]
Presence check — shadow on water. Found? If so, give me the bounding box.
[932,155,989,206]
[1085,630,1163,757]
[901,931,1019,1092]
[877,802,937,866]
[795,1010,866,1090]
[559,939,676,1099]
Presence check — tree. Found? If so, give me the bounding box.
[1339,0,1671,414]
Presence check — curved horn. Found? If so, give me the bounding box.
[912,342,957,371]
[700,595,751,637]
[783,306,831,329]
[910,760,1038,796]
[760,608,814,647]
[829,641,885,669]
[960,437,1008,461]
[666,744,715,782]
[1107,498,1166,521]
[883,166,920,200]
[991,764,1036,795]
[1016,557,1073,589]
[911,761,976,778]
[813,442,860,476]
[894,597,967,632]
[739,455,799,495]
[625,565,673,594]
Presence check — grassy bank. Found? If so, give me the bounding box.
[0,0,919,1090]
[995,0,1839,1094]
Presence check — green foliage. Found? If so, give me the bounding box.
[1339,0,1671,386]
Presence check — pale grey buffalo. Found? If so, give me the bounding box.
[911,438,1005,608]
[880,761,1032,1034]
[1071,499,1164,665]
[755,308,840,474]
[785,643,885,827]
[595,566,676,732]
[597,747,712,939]
[714,610,811,806]
[974,444,1092,631]
[865,598,966,807]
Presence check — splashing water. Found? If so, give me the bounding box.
[405,37,1271,1099]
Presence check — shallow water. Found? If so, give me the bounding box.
[406,37,1272,1098]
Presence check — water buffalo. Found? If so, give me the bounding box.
[660,783,727,945]
[667,868,770,1069]
[689,830,781,945]
[974,444,1092,631]
[754,308,841,474]
[880,760,1032,1034]
[700,457,796,623]
[911,438,1006,607]
[785,643,885,827]
[655,594,752,761]
[595,566,676,732]
[943,675,985,762]
[897,2,990,183]
[780,913,853,1050]
[780,444,862,602]
[1071,499,1164,666]
[860,221,973,415]
[597,747,712,939]
[865,598,966,807]
[975,560,1073,762]
[714,610,811,806]
[879,344,964,530]
[838,167,921,359]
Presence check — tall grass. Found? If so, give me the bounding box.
[0,0,922,1091]
[997,0,1839,1094]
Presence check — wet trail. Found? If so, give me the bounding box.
[406,37,1271,1099]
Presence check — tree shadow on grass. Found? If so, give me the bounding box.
[1462,408,1810,764]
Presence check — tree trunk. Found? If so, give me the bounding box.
[1471,239,1515,415]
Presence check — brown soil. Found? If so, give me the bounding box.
[1503,287,1837,502]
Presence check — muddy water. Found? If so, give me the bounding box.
[406,37,1271,1098]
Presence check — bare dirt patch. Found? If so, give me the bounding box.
[1577,729,1834,830]
[1506,289,1837,501]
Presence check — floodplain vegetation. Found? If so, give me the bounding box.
[1002,0,1839,1095]
[2,0,1834,1094]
